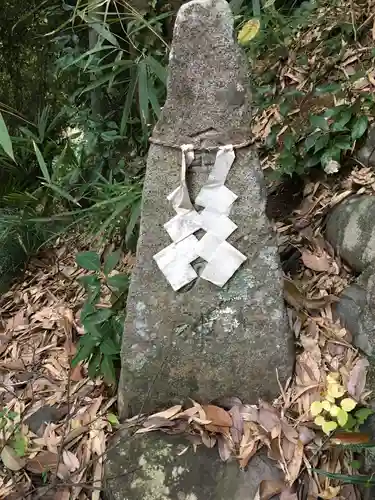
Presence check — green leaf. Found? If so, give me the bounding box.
[126,199,141,244]
[351,115,369,140]
[333,136,352,150]
[355,407,374,425]
[72,335,98,366]
[321,147,341,166]
[82,322,104,341]
[44,182,80,206]
[107,413,119,426]
[279,101,291,117]
[147,81,162,117]
[343,413,357,430]
[81,302,97,322]
[88,350,102,379]
[77,11,119,47]
[120,66,138,136]
[0,112,15,161]
[265,128,278,149]
[315,83,342,94]
[314,134,329,153]
[331,122,349,133]
[12,434,27,457]
[101,355,116,384]
[145,55,167,84]
[78,275,100,290]
[309,114,329,131]
[350,460,361,471]
[304,133,320,152]
[33,141,51,183]
[283,133,295,151]
[100,337,120,356]
[334,109,352,126]
[103,249,122,276]
[86,308,112,324]
[312,468,375,485]
[305,154,321,168]
[76,251,101,272]
[138,60,149,134]
[107,274,129,291]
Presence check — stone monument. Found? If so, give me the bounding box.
[118,0,294,418]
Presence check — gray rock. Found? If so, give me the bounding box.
[119,0,293,417]
[334,265,375,357]
[104,431,283,500]
[326,195,375,272]
[356,125,375,168]
[326,195,375,356]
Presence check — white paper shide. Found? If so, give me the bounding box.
[153,145,247,291]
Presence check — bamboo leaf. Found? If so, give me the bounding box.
[145,55,167,84]
[138,60,150,134]
[33,141,51,183]
[0,112,15,161]
[120,66,138,136]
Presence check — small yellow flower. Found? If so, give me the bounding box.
[325,395,336,403]
[321,400,331,412]
[327,372,340,383]
[329,404,340,417]
[322,420,338,435]
[314,415,326,427]
[327,383,345,399]
[340,398,357,412]
[320,485,341,499]
[237,19,260,45]
[310,401,323,416]
[337,408,348,427]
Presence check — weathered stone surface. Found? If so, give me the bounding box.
[326,195,375,356]
[326,195,375,272]
[119,0,293,417]
[356,125,375,168]
[104,432,283,500]
[334,265,375,357]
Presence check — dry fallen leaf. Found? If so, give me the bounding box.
[201,430,216,448]
[286,440,304,485]
[347,358,369,400]
[229,405,243,446]
[258,402,281,433]
[1,445,25,471]
[62,449,80,472]
[202,405,232,428]
[320,485,341,499]
[148,405,182,420]
[298,426,315,445]
[280,489,298,500]
[70,364,84,381]
[26,450,69,478]
[301,250,331,272]
[53,489,71,500]
[258,479,285,500]
[217,434,232,462]
[284,279,338,311]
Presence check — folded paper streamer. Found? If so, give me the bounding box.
[153,145,246,291]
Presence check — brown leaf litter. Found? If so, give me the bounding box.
[0,238,133,499]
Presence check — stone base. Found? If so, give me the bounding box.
[104,431,283,500]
